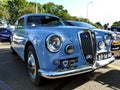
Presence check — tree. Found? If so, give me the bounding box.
[0,0,9,21]
[94,22,103,29]
[19,6,36,17]
[42,2,71,20]
[18,2,36,17]
[42,2,55,14]
[112,21,120,26]
[0,0,110,27]
[79,17,88,22]
[7,0,28,24]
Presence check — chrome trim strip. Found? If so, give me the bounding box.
[38,57,115,79]
[78,30,96,65]
[78,30,91,64]
[93,56,115,69]
[38,66,93,79]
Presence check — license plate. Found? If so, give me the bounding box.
[60,58,78,69]
[97,52,112,60]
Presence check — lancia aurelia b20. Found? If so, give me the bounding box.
[10,14,115,85]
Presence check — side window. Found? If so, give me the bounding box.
[17,18,24,29]
[27,16,41,26]
[41,16,62,26]
[0,28,7,33]
[2,28,8,33]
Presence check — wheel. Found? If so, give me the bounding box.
[26,45,43,85]
[9,37,11,44]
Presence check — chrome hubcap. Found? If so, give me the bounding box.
[27,52,37,79]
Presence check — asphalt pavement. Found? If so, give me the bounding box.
[0,42,120,90]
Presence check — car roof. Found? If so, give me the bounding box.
[20,13,60,19]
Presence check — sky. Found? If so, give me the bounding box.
[27,0,120,25]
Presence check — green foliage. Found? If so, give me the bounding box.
[0,0,9,21]
[43,2,56,14]
[7,1,18,23]
[0,0,119,26]
[19,6,36,17]
[94,22,103,29]
[42,2,71,20]
[112,21,120,26]
[79,17,88,22]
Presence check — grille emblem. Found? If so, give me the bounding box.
[81,34,88,38]
[62,60,68,67]
[86,54,93,59]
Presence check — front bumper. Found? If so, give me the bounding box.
[93,56,115,69]
[111,45,120,51]
[111,41,120,51]
[38,57,115,79]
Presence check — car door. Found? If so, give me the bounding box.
[12,18,28,58]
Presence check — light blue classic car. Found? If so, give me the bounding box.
[10,14,115,85]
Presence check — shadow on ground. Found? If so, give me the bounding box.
[0,42,120,90]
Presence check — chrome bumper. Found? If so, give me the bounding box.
[38,57,115,79]
[38,66,93,79]
[93,56,115,69]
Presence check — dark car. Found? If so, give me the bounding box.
[107,26,120,51]
[0,28,12,41]
[111,26,120,38]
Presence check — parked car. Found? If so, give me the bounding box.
[0,28,12,41]
[10,14,115,85]
[107,26,120,50]
[64,20,118,51]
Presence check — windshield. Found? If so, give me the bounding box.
[65,21,96,29]
[77,22,96,29]
[27,16,63,27]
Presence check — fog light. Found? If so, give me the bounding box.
[53,60,59,65]
[65,44,74,54]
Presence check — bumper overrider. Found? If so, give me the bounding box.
[111,45,120,51]
[38,57,115,79]
[111,41,120,51]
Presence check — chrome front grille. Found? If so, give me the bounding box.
[79,30,96,65]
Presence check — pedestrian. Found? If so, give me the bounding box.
[104,24,107,29]
[106,23,111,30]
[104,23,111,30]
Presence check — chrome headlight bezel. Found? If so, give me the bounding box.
[104,34,112,46]
[65,44,74,54]
[112,33,117,40]
[98,41,105,50]
[46,34,62,52]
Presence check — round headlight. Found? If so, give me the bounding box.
[98,41,105,50]
[46,34,62,52]
[112,33,117,40]
[104,34,112,46]
[65,44,74,54]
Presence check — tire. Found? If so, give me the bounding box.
[26,45,43,85]
[11,46,16,54]
[9,37,11,44]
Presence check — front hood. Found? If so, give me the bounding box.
[28,25,87,32]
[92,28,114,35]
[28,26,90,45]
[28,26,89,38]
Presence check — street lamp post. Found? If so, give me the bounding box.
[36,0,38,14]
[87,2,93,22]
